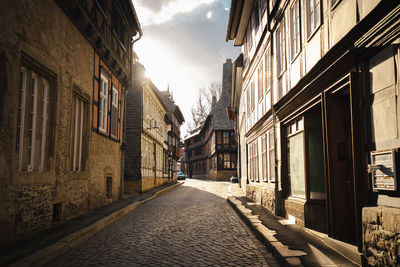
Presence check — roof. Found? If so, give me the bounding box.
[160,90,185,124]
[225,0,254,46]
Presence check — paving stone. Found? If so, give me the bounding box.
[49,179,279,266]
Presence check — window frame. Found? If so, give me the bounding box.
[276,20,287,77]
[99,72,109,134]
[111,84,119,138]
[290,0,301,62]
[71,89,89,172]
[306,0,322,39]
[258,61,263,103]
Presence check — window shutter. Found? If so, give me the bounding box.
[108,77,112,136]
[92,53,100,130]
[118,84,122,140]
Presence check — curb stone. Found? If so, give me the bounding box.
[11,182,183,267]
[227,196,306,267]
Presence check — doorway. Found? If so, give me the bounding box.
[324,86,356,244]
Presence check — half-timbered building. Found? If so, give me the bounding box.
[226,0,400,264]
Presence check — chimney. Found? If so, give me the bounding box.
[222,59,233,99]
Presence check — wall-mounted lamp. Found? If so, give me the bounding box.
[147,118,159,130]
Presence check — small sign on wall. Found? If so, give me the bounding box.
[369,149,397,191]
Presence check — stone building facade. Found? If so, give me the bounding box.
[226,0,400,265]
[184,59,237,181]
[0,0,141,247]
[124,60,170,193]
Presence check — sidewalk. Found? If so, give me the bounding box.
[1,182,182,267]
[228,183,363,267]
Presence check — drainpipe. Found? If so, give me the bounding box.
[272,107,278,216]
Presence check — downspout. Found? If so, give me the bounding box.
[273,107,279,216]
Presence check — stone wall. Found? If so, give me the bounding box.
[7,184,55,235]
[0,0,124,246]
[362,206,400,266]
[246,183,275,212]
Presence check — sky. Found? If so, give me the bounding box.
[132,0,240,135]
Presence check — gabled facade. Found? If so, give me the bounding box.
[227,0,400,264]
[160,89,185,179]
[0,0,141,247]
[124,60,169,193]
[185,59,238,180]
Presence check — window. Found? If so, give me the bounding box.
[99,73,109,133]
[261,135,268,182]
[246,88,250,117]
[218,153,224,169]
[307,0,321,37]
[268,131,275,182]
[248,141,259,182]
[71,93,88,171]
[223,131,229,144]
[258,62,263,102]
[290,0,301,60]
[247,22,253,51]
[254,141,259,182]
[112,3,126,45]
[16,66,53,171]
[224,154,230,168]
[106,177,112,199]
[287,118,305,198]
[111,85,118,138]
[251,1,260,32]
[264,47,272,112]
[248,144,253,181]
[277,21,287,75]
[251,81,255,111]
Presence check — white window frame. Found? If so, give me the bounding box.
[290,0,301,61]
[39,80,49,171]
[111,84,118,138]
[99,73,109,133]
[277,21,287,76]
[307,0,321,38]
[72,95,85,171]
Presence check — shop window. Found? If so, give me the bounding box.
[16,65,54,171]
[287,118,305,198]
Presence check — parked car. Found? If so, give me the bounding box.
[230,176,238,183]
[177,171,186,180]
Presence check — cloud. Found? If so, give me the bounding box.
[133,0,240,134]
[134,0,216,26]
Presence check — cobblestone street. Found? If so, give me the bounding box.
[49,179,279,266]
